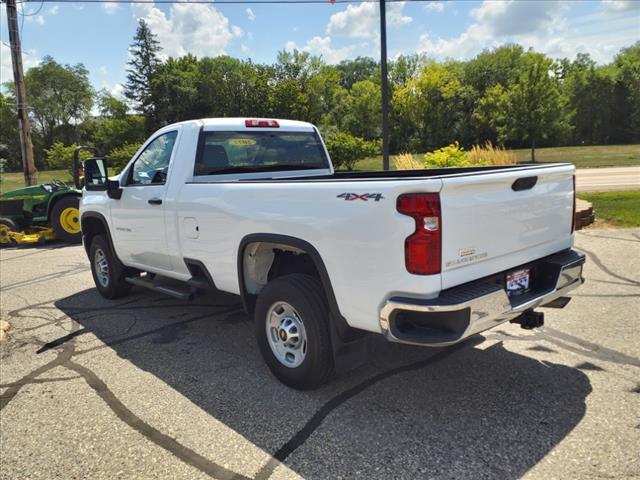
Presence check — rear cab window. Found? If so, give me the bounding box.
[194,130,330,177]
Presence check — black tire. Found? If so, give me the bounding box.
[0,218,17,247]
[255,274,334,389]
[51,195,82,243]
[89,234,132,299]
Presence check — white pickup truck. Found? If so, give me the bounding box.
[80,118,585,389]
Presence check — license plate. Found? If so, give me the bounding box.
[506,269,530,296]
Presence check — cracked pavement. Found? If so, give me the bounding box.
[1,228,639,479]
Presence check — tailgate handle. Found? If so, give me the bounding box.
[512,176,538,191]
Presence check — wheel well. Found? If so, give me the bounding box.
[239,236,365,346]
[81,215,107,255]
[242,241,320,297]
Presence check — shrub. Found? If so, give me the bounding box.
[107,143,142,173]
[325,131,379,171]
[393,152,423,170]
[43,143,93,171]
[423,142,471,168]
[467,141,516,165]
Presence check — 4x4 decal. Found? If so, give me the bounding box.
[337,193,384,202]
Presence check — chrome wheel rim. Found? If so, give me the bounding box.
[266,301,307,368]
[94,248,109,288]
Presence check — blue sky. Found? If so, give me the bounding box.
[1,0,639,96]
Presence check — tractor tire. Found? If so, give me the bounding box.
[51,196,82,243]
[90,234,132,299]
[0,218,17,247]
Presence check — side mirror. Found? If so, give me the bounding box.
[73,146,99,189]
[84,158,108,190]
[84,158,122,199]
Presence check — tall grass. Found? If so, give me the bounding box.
[393,152,423,170]
[467,141,516,165]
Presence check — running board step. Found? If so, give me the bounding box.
[187,277,211,290]
[125,276,196,301]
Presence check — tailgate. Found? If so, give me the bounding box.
[439,164,575,289]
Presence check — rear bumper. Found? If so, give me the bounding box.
[379,249,585,347]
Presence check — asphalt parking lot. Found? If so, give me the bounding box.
[1,228,639,480]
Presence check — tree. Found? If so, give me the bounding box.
[463,44,525,94]
[392,62,469,152]
[337,57,378,89]
[97,90,128,118]
[78,90,145,157]
[562,54,615,145]
[0,93,22,171]
[19,56,93,151]
[497,52,570,161]
[125,19,162,124]
[324,131,379,170]
[611,42,640,143]
[342,80,381,140]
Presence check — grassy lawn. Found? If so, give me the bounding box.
[578,190,640,227]
[354,144,640,171]
[0,169,72,194]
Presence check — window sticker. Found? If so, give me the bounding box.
[229,138,257,146]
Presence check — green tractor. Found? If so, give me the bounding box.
[0,147,98,246]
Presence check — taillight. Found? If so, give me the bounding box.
[571,174,576,233]
[397,193,442,275]
[245,119,279,128]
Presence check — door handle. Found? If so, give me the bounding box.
[512,176,538,191]
[148,198,163,205]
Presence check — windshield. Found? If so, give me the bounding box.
[194,130,329,176]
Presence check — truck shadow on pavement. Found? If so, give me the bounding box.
[55,288,591,480]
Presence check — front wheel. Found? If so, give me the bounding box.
[255,274,334,389]
[51,196,82,243]
[89,234,131,299]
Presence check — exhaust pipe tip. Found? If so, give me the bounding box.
[510,310,544,330]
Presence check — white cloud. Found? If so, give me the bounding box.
[35,15,45,25]
[417,0,635,63]
[285,41,298,52]
[241,44,251,54]
[285,36,352,64]
[418,23,492,60]
[425,2,446,12]
[327,0,412,39]
[132,2,242,58]
[47,5,60,15]
[231,25,244,38]
[103,82,125,98]
[602,0,640,12]
[99,65,109,75]
[471,0,565,37]
[246,7,256,22]
[102,2,120,15]
[0,44,40,86]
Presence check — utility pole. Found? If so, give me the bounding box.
[379,0,390,171]
[5,0,37,186]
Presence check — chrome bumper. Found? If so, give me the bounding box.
[379,249,585,347]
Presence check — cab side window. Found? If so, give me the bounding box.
[128,131,178,185]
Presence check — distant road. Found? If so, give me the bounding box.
[575,166,640,192]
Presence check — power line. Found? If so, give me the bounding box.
[18,0,44,15]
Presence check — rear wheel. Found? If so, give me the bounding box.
[0,218,17,246]
[51,196,81,243]
[90,234,131,299]
[255,274,334,389]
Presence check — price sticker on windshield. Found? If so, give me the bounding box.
[229,138,257,146]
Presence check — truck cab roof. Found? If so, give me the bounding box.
[165,118,318,132]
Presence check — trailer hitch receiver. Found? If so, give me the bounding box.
[510,310,544,330]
